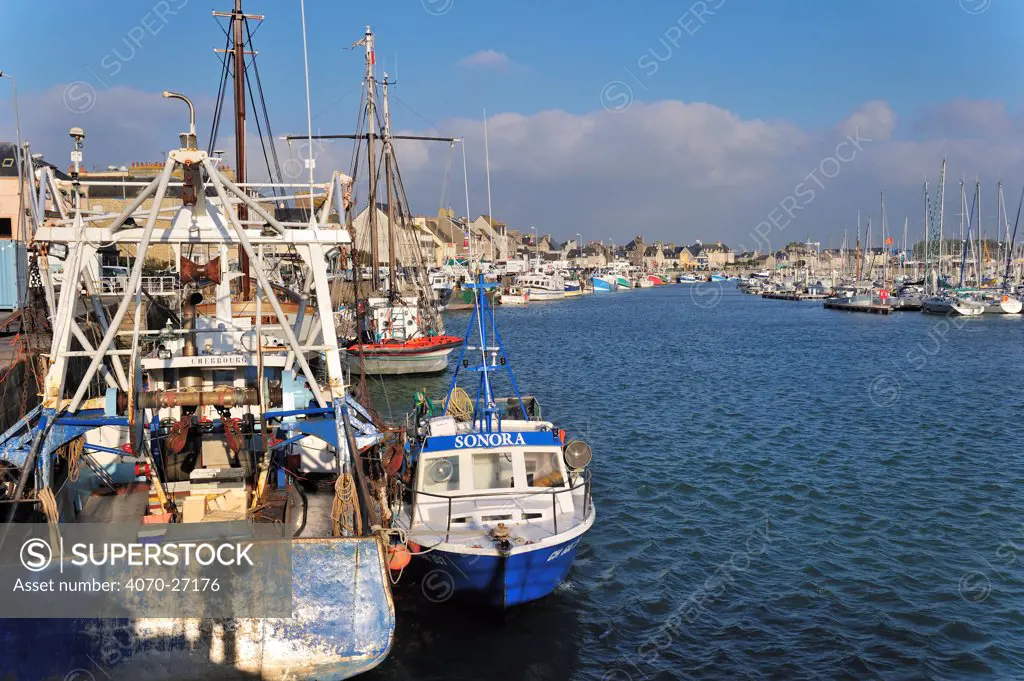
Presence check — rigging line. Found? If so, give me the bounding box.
[310,86,363,123]
[391,92,453,138]
[246,17,286,194]
[207,28,233,154]
[212,13,230,40]
[243,49,278,197]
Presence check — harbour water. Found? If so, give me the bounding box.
[368,284,1024,680]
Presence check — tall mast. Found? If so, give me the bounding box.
[364,26,381,291]
[483,107,494,262]
[232,0,251,299]
[880,189,887,285]
[923,182,929,291]
[977,181,982,285]
[382,73,398,297]
[856,213,862,281]
[937,158,946,287]
[902,216,908,279]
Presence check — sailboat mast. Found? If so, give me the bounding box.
[959,180,966,286]
[856,213,862,281]
[483,107,494,262]
[382,74,398,296]
[977,181,982,285]
[902,216,908,279]
[880,189,887,285]
[363,26,381,291]
[938,158,946,287]
[461,140,474,268]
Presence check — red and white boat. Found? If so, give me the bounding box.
[344,295,462,374]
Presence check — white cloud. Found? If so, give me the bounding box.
[457,50,511,70]
[4,84,1021,250]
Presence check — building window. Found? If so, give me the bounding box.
[0,218,11,239]
[1,158,12,168]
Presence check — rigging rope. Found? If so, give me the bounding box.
[331,471,360,537]
[445,386,473,421]
[207,25,233,154]
[37,486,60,552]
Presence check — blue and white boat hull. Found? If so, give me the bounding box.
[0,538,395,681]
[416,527,590,608]
[592,276,617,293]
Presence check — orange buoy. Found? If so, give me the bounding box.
[1003,295,1010,303]
[388,544,412,571]
[558,429,566,445]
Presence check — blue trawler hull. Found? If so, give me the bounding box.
[416,533,584,609]
[591,276,617,293]
[0,538,394,681]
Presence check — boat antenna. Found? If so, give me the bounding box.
[460,138,473,270]
[484,107,494,262]
[299,0,316,222]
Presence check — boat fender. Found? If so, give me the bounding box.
[558,429,566,445]
[408,541,422,554]
[387,544,412,571]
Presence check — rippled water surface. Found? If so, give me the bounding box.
[365,285,1024,680]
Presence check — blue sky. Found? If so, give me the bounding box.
[1,0,1022,246]
[5,0,1021,132]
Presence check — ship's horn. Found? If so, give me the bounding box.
[180,255,221,286]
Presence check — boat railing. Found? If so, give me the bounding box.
[101,274,180,295]
[404,467,591,543]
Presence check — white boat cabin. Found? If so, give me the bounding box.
[407,415,585,548]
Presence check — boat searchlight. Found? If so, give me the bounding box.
[563,440,593,470]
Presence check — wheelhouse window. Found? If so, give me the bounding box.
[422,455,460,493]
[472,452,515,489]
[524,450,565,487]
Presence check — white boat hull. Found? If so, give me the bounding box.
[499,294,529,305]
[983,297,1023,314]
[343,346,455,374]
[523,288,565,301]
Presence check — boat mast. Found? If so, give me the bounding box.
[483,107,494,262]
[977,181,982,285]
[856,213,861,281]
[937,158,946,288]
[363,26,381,292]
[382,73,398,297]
[880,189,887,286]
[959,180,966,287]
[923,181,930,292]
[902,216,908,279]
[213,0,257,299]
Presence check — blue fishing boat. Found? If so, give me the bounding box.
[592,274,618,292]
[710,273,728,282]
[390,275,595,608]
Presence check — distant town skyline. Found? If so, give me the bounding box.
[1,1,1021,249]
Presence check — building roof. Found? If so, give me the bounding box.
[702,241,732,252]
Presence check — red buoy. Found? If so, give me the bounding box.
[388,544,412,571]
